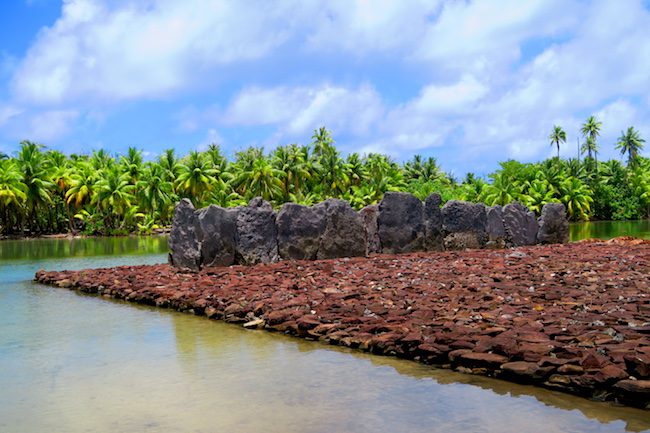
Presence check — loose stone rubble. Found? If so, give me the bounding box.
[36,238,650,408]
[168,193,570,271]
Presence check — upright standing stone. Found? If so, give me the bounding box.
[441,200,487,250]
[168,199,201,271]
[317,199,367,259]
[359,205,381,254]
[503,202,539,246]
[537,203,569,244]
[235,197,279,265]
[486,205,507,248]
[424,193,444,251]
[377,192,424,254]
[276,203,326,260]
[196,204,237,267]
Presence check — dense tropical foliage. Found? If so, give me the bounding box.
[0,122,648,236]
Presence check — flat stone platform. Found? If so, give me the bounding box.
[35,238,650,408]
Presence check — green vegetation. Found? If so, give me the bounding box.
[0,121,648,236]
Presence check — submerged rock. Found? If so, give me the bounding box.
[537,203,569,244]
[377,192,424,254]
[276,203,326,260]
[317,199,366,259]
[235,197,279,265]
[168,199,201,271]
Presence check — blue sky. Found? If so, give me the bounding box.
[1,0,649,176]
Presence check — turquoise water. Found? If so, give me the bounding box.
[0,236,648,433]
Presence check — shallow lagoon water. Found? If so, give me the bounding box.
[1,236,648,433]
[570,220,650,241]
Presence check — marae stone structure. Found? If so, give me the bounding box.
[169,192,570,271]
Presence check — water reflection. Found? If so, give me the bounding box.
[0,235,168,261]
[168,313,650,433]
[570,220,650,241]
[1,236,648,433]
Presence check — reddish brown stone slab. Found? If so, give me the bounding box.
[34,239,650,408]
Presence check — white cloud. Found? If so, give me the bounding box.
[307,0,441,54]
[0,105,24,127]
[223,84,384,138]
[197,128,225,152]
[11,0,303,104]
[413,0,578,75]
[28,110,79,141]
[4,0,650,169]
[389,75,488,122]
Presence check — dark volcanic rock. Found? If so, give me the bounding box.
[503,202,539,246]
[377,192,424,254]
[441,200,487,249]
[537,203,569,244]
[196,204,237,267]
[424,193,444,251]
[359,205,381,254]
[235,197,279,265]
[486,205,506,248]
[444,232,485,250]
[168,199,201,271]
[317,199,366,259]
[276,203,326,260]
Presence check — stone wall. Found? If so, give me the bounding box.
[168,192,569,271]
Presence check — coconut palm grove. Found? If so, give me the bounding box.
[0,120,647,237]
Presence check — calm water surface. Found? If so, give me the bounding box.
[0,236,648,433]
[570,220,650,241]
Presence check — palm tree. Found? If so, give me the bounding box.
[629,163,650,218]
[233,156,282,201]
[317,149,349,197]
[176,151,217,205]
[16,141,53,232]
[0,159,27,233]
[120,146,144,184]
[158,148,181,183]
[461,173,486,202]
[344,152,366,187]
[549,125,567,159]
[205,143,227,173]
[404,155,424,180]
[564,158,588,182]
[93,166,135,228]
[483,172,520,206]
[580,116,602,162]
[0,151,8,160]
[90,149,114,172]
[66,162,95,209]
[559,177,593,221]
[521,179,556,214]
[311,127,334,159]
[616,126,645,167]
[137,163,173,218]
[272,144,310,201]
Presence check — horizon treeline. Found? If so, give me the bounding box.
[0,122,648,236]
